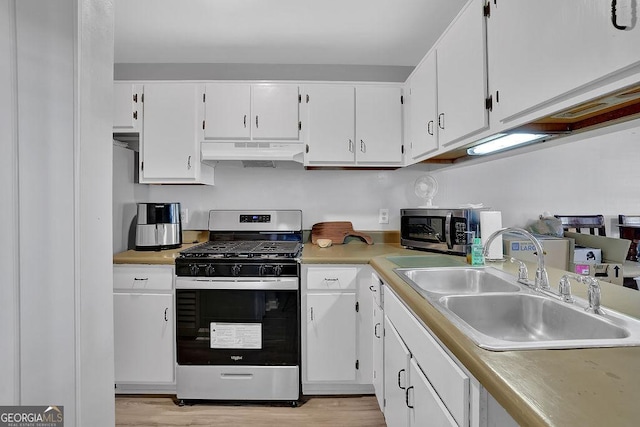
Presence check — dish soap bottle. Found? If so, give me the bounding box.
[470,237,485,266]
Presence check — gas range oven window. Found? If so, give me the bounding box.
[176,289,299,366]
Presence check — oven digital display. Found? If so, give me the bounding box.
[210,322,262,349]
[240,214,271,223]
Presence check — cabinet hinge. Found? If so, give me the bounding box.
[483,1,491,17]
[141,161,143,171]
[485,95,493,112]
[298,94,302,103]
[203,93,206,102]
[306,94,310,103]
[401,145,405,154]
[356,360,359,370]
[141,93,144,103]
[400,95,404,105]
[133,111,137,120]
[306,144,309,154]
[355,302,359,312]
[133,94,138,103]
[202,120,206,130]
[298,121,302,131]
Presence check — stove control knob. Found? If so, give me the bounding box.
[189,264,200,276]
[205,265,216,276]
[273,264,283,276]
[259,265,268,276]
[231,264,242,277]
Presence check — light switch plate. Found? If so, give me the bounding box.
[379,208,389,224]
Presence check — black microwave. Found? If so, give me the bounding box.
[400,208,485,255]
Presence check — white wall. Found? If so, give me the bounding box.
[114,120,640,241]
[430,121,640,237]
[3,1,115,425]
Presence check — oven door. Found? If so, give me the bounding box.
[175,278,299,367]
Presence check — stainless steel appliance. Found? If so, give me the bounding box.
[135,202,182,251]
[174,210,302,404]
[400,207,487,255]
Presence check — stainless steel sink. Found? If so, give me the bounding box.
[393,266,640,351]
[439,293,640,350]
[394,267,521,297]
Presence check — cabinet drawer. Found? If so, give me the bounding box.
[385,286,469,427]
[306,267,358,290]
[113,265,173,291]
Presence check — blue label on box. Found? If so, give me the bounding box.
[511,242,537,252]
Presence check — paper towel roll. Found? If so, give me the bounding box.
[480,211,503,259]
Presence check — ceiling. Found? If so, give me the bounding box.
[114,0,467,66]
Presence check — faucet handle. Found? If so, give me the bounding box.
[509,257,528,281]
[558,276,575,303]
[584,277,605,315]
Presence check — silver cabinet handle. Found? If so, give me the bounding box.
[348,139,353,152]
[438,113,445,129]
[374,322,381,338]
[164,308,168,322]
[405,386,414,409]
[187,155,192,169]
[133,277,148,281]
[360,139,366,153]
[397,369,406,390]
[256,115,259,128]
[369,285,377,293]
[427,120,434,135]
[611,0,628,30]
[244,114,247,128]
[310,307,314,321]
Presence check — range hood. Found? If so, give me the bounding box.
[428,83,640,163]
[201,141,305,164]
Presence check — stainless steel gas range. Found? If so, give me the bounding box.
[174,210,302,404]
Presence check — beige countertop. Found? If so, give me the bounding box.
[115,237,640,426]
[113,230,207,265]
[304,241,640,427]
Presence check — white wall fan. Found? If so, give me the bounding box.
[414,175,438,208]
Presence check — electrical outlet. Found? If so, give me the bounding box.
[180,208,189,225]
[378,208,389,224]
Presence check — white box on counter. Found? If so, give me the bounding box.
[573,246,602,264]
[502,234,573,271]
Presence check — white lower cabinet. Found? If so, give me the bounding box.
[372,292,384,411]
[302,264,374,394]
[113,264,175,393]
[382,282,517,427]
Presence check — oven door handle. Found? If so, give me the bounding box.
[175,278,299,291]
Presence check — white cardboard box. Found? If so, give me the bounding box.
[573,246,602,264]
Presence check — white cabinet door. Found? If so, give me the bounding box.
[141,83,201,180]
[372,302,384,411]
[113,292,174,383]
[355,86,403,164]
[252,84,300,140]
[409,358,457,427]
[488,0,640,123]
[306,292,357,382]
[436,0,488,146]
[303,85,356,164]
[407,51,438,161]
[113,83,142,131]
[204,84,251,140]
[383,316,410,427]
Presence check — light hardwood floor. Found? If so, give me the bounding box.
[115,395,387,426]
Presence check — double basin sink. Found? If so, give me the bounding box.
[394,266,640,351]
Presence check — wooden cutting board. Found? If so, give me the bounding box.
[311,221,373,245]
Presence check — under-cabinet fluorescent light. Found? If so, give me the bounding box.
[467,133,549,156]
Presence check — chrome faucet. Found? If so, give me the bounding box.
[483,227,550,291]
[558,274,605,315]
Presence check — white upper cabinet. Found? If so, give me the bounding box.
[113,82,142,132]
[252,84,300,140]
[303,84,403,167]
[355,86,404,164]
[202,83,300,141]
[406,51,438,161]
[303,85,356,164]
[203,84,251,140]
[141,83,214,185]
[488,0,640,124]
[436,0,489,147]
